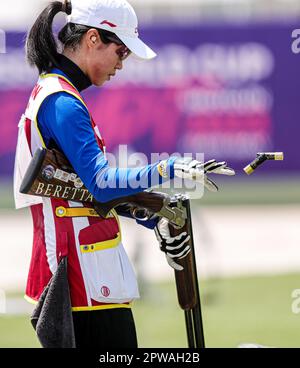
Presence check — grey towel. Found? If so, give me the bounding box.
[31,257,76,348]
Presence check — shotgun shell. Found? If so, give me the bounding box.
[243,152,284,175]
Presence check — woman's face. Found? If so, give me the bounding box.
[83,30,129,86]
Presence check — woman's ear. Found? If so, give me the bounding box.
[85,29,101,49]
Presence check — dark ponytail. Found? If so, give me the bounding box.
[26,1,72,74]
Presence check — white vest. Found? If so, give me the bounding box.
[14,73,85,209]
[14,73,140,306]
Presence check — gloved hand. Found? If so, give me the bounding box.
[154,217,191,271]
[174,157,235,192]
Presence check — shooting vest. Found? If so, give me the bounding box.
[14,73,139,310]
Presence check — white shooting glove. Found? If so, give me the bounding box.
[174,157,235,192]
[154,217,191,271]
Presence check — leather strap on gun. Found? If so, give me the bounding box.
[19,147,185,227]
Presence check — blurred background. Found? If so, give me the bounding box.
[0,0,300,348]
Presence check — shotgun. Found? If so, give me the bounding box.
[20,147,205,347]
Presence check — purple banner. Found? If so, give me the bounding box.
[0,23,299,177]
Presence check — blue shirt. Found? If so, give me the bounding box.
[37,68,176,205]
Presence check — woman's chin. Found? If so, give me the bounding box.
[93,78,107,87]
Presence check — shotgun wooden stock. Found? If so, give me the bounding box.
[20,147,170,218]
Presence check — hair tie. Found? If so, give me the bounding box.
[62,0,72,15]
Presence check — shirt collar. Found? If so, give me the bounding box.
[52,54,92,92]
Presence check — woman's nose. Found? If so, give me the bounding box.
[116,60,123,70]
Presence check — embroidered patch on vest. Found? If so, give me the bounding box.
[42,165,55,180]
[101,286,110,297]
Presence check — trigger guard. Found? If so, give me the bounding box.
[130,207,150,222]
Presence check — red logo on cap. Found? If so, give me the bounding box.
[101,20,117,28]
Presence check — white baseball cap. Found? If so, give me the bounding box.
[67,0,157,60]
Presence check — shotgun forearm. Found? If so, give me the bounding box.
[168,197,198,310]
